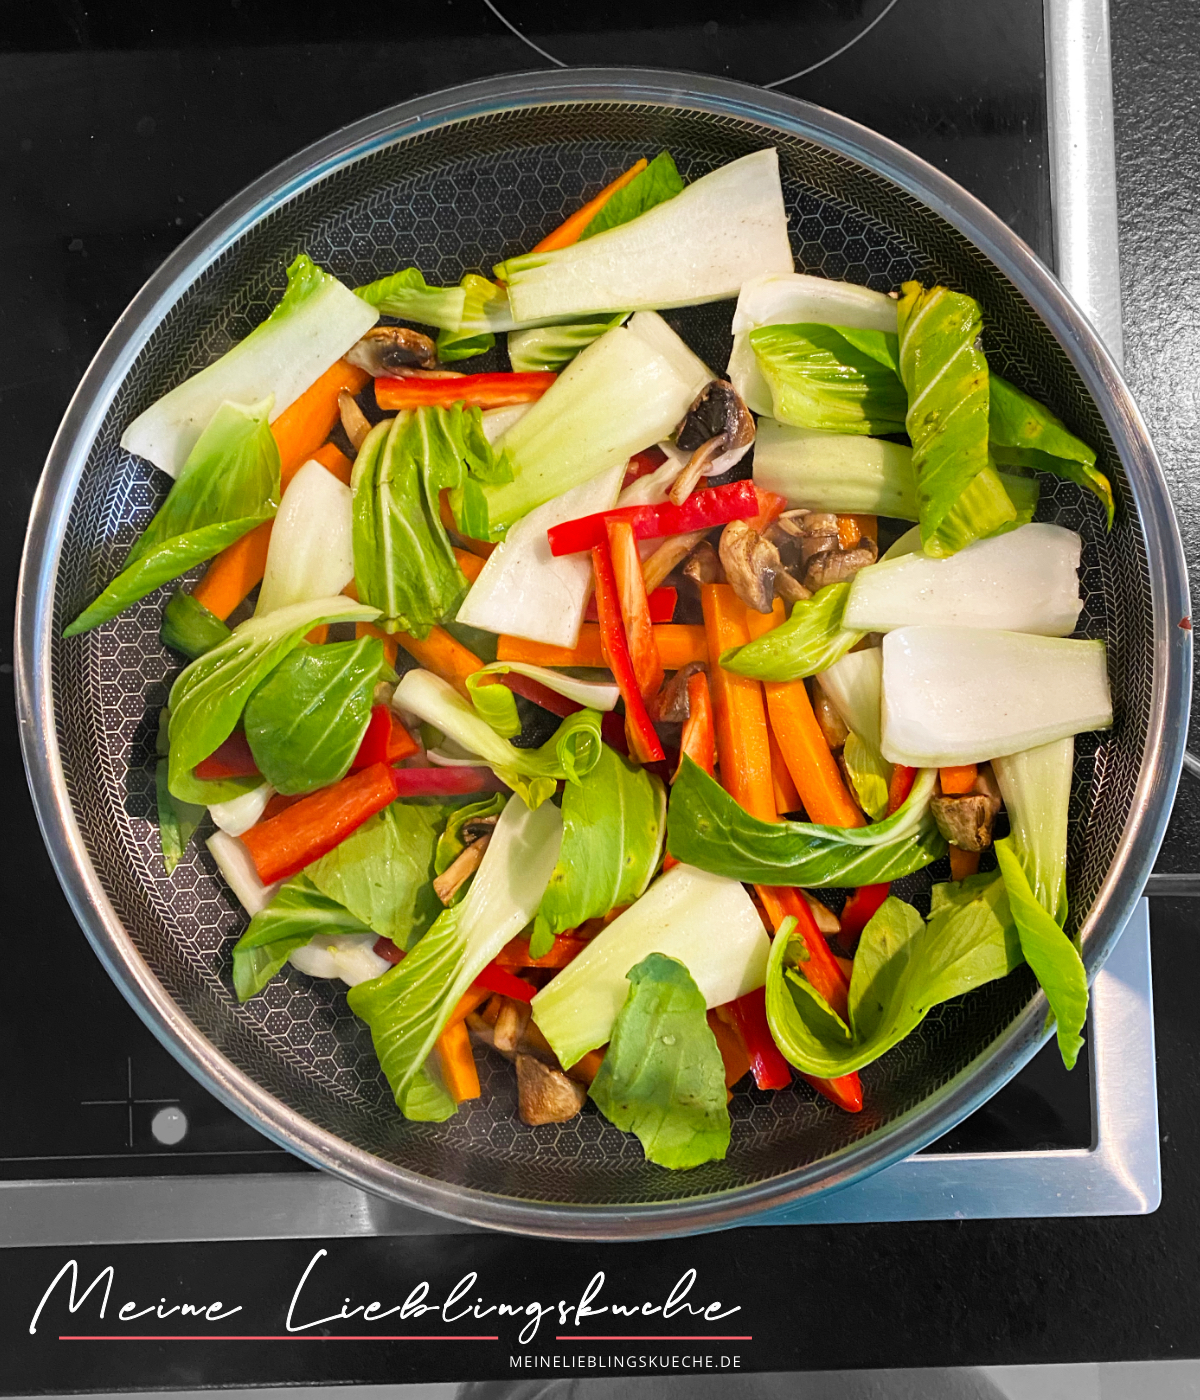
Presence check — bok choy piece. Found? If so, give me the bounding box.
[752,418,918,518]
[481,314,710,537]
[156,759,204,875]
[880,626,1113,767]
[166,594,380,803]
[727,271,900,414]
[347,793,563,1117]
[990,376,1113,527]
[589,953,731,1171]
[161,590,232,659]
[747,323,908,434]
[719,582,866,681]
[353,266,469,330]
[531,862,769,1071]
[843,523,1084,636]
[65,397,280,636]
[231,874,372,1001]
[818,648,891,820]
[352,404,511,635]
[391,667,603,810]
[455,463,626,647]
[897,281,1017,557]
[765,882,1024,1078]
[508,313,629,374]
[122,254,378,478]
[464,663,619,739]
[992,737,1074,926]
[242,636,387,795]
[579,150,686,238]
[666,758,944,887]
[256,458,354,616]
[495,149,792,321]
[531,743,667,956]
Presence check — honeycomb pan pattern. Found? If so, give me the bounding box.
[42,96,1158,1217]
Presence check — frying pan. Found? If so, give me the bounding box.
[14,70,1190,1238]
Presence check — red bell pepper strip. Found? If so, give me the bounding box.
[374,371,555,412]
[675,669,715,783]
[373,936,404,966]
[606,518,664,703]
[621,445,667,489]
[495,934,589,969]
[393,767,505,797]
[840,883,890,941]
[801,1066,864,1113]
[350,705,419,771]
[887,763,918,815]
[585,585,676,623]
[547,479,763,557]
[726,988,792,1091]
[241,762,401,885]
[473,962,536,1003]
[194,730,259,781]
[590,538,665,765]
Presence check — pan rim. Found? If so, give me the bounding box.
[14,67,1190,1239]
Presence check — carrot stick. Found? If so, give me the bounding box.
[495,935,589,970]
[675,670,715,782]
[745,604,864,829]
[446,986,493,1029]
[192,521,274,621]
[888,764,918,814]
[939,763,978,795]
[311,441,354,487]
[274,360,369,488]
[949,846,981,881]
[837,513,877,550]
[768,728,803,817]
[564,1047,606,1086]
[531,158,648,253]
[453,546,486,583]
[497,624,708,670]
[355,620,484,699]
[435,1018,481,1103]
[700,585,775,818]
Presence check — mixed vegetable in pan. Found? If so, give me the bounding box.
[68,149,1114,1169]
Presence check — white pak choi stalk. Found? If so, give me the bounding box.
[255,458,355,615]
[753,418,917,518]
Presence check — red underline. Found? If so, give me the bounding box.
[59,1335,498,1342]
[555,1335,753,1341]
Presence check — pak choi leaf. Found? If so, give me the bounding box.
[508,313,629,374]
[719,582,866,681]
[748,323,908,435]
[231,874,372,1001]
[161,589,232,659]
[156,758,204,875]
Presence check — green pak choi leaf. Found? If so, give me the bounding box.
[589,952,730,1171]
[347,794,563,1116]
[166,594,380,803]
[992,737,1073,925]
[719,582,865,681]
[508,313,629,373]
[532,745,666,956]
[667,757,944,887]
[65,398,280,636]
[765,878,1024,1078]
[748,323,908,434]
[843,731,890,821]
[231,874,372,1001]
[990,375,1113,527]
[897,281,1013,557]
[306,799,468,949]
[994,835,1088,1069]
[353,267,469,329]
[155,758,204,875]
[161,589,232,659]
[579,152,686,239]
[242,636,385,795]
[436,275,503,362]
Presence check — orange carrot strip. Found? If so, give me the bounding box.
[495,934,589,970]
[768,728,803,817]
[675,670,715,782]
[355,620,398,669]
[837,513,878,550]
[745,605,865,829]
[564,1047,606,1086]
[939,763,978,795]
[700,584,775,819]
[949,846,982,881]
[531,158,648,253]
[305,626,329,645]
[191,521,274,621]
[274,360,370,489]
[607,518,664,703]
[311,440,354,487]
[446,986,492,1028]
[435,1018,481,1103]
[453,546,486,583]
[497,625,708,670]
[395,626,484,699]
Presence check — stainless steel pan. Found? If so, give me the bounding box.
[15,70,1190,1238]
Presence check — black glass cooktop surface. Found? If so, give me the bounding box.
[1,0,1090,1185]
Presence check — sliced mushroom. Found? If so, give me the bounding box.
[668,434,723,506]
[432,836,490,905]
[338,390,373,452]
[682,539,724,587]
[812,682,849,751]
[346,325,439,375]
[642,529,709,594]
[803,892,841,935]
[804,542,879,591]
[719,520,780,614]
[654,661,706,724]
[516,1053,587,1125]
[931,795,999,853]
[460,814,500,844]
[774,571,812,604]
[493,997,532,1055]
[676,380,757,475]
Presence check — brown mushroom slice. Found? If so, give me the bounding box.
[493,997,532,1055]
[719,520,782,614]
[516,1053,587,1125]
[676,380,757,475]
[804,543,878,592]
[774,571,811,605]
[930,794,999,853]
[803,892,840,935]
[346,325,439,375]
[682,539,724,587]
[811,682,850,751]
[641,528,709,594]
[654,661,706,724]
[431,835,490,905]
[337,390,373,452]
[668,434,723,506]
